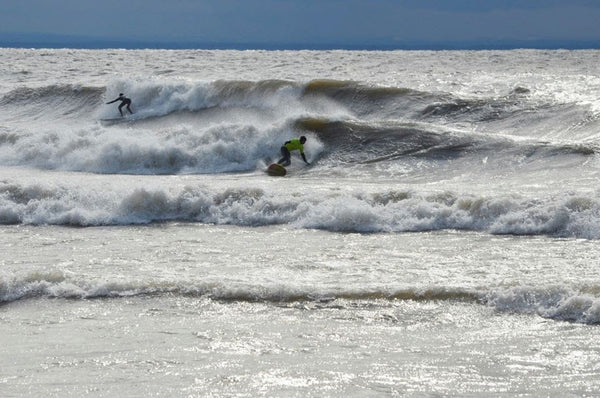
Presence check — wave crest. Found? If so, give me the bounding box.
[3,272,599,324]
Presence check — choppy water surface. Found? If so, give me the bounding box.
[1,48,600,396]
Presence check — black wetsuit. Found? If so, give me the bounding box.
[106,95,133,116]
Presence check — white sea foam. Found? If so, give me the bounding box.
[2,177,600,239]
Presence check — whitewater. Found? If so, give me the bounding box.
[1,48,600,397]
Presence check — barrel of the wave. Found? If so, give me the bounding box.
[266,163,287,176]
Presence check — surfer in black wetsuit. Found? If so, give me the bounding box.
[106,93,133,116]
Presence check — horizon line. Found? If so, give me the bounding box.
[1,33,600,51]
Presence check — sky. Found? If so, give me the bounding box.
[2,0,600,49]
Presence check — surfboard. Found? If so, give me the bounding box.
[266,163,287,176]
[100,115,140,126]
[99,117,126,125]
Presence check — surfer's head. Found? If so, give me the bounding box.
[300,136,307,144]
[119,93,124,96]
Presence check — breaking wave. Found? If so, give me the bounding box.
[0,77,597,174]
[2,270,599,324]
[2,180,600,238]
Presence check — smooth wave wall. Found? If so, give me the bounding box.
[0,84,103,121]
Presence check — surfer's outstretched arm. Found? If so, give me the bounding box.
[106,98,118,104]
[301,153,310,165]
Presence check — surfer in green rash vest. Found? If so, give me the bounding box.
[278,136,310,166]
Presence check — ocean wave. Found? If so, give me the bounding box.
[2,271,598,324]
[2,181,600,238]
[0,120,283,174]
[1,109,594,175]
[302,79,426,114]
[295,117,598,164]
[1,77,597,176]
[0,79,304,122]
[0,84,103,120]
[0,84,104,105]
[96,78,427,122]
[2,76,596,140]
[0,271,479,304]
[485,286,600,324]
[98,78,306,121]
[0,78,554,126]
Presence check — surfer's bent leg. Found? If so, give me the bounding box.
[124,99,133,114]
[278,147,291,166]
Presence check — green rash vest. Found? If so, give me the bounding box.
[284,138,304,154]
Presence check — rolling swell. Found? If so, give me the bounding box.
[0,84,104,104]
[295,117,472,163]
[0,79,467,122]
[294,117,598,165]
[302,79,428,117]
[104,78,429,121]
[0,84,104,120]
[0,271,481,304]
[1,78,593,132]
[2,270,599,324]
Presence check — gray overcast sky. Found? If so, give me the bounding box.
[2,0,600,46]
